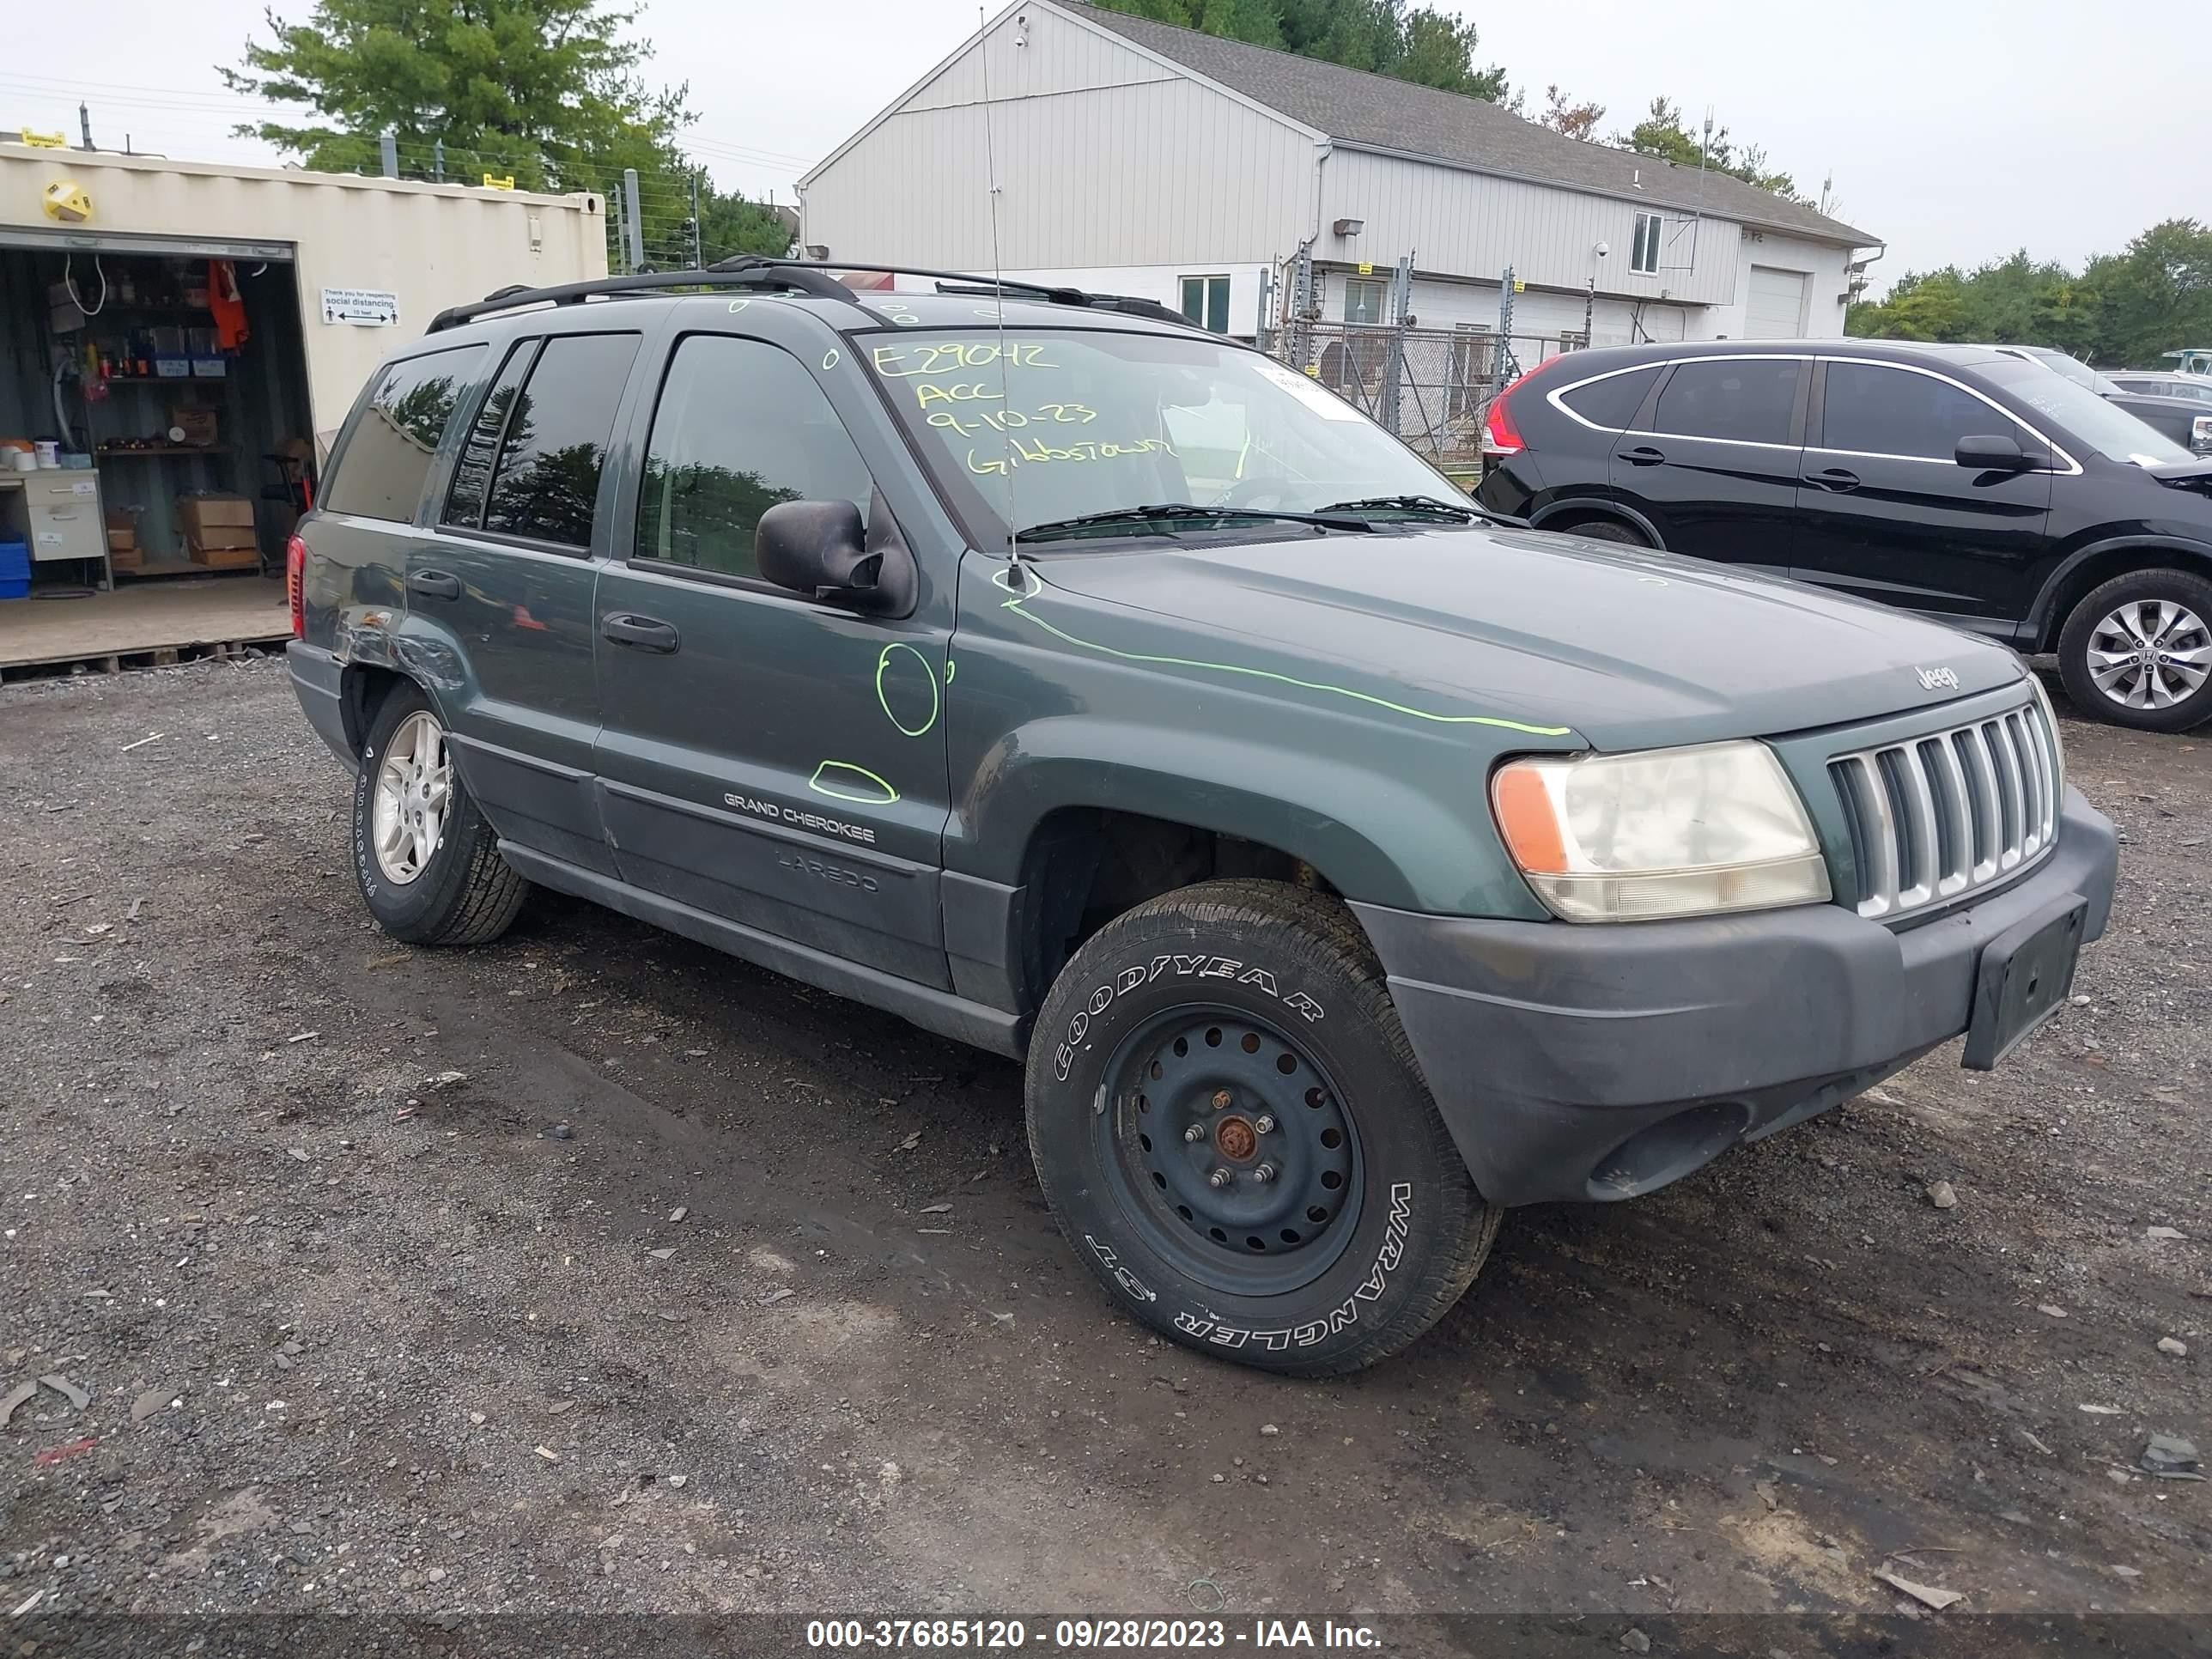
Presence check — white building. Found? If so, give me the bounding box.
[801,1,1879,350]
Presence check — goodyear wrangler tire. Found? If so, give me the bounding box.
[351,684,529,947]
[1025,878,1502,1376]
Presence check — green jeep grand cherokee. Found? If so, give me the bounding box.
[286,261,2119,1375]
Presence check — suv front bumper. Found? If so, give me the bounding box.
[1350,787,2118,1206]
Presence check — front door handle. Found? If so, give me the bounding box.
[600,612,680,654]
[408,569,461,600]
[1804,467,1862,492]
[1620,445,1666,466]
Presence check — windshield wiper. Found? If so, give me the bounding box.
[1317,494,1529,529]
[1015,503,1374,543]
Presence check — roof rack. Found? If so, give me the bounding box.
[426,257,1209,335]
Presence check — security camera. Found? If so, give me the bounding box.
[1595,241,1610,259]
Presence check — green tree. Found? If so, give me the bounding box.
[1613,97,1805,204]
[1845,222,2212,367]
[1534,83,1605,140]
[1097,1,1510,100]
[696,183,794,264]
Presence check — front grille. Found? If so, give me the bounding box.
[1828,696,2061,920]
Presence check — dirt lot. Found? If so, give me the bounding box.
[1,658,2206,1636]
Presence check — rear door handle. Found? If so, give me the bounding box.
[1620,445,1666,466]
[1804,467,1861,492]
[600,612,680,654]
[408,569,461,601]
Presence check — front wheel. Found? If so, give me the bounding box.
[1549,514,1650,548]
[2057,568,2212,732]
[351,684,530,945]
[1025,879,1501,1376]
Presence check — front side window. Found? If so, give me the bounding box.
[1820,362,2010,460]
[634,335,874,580]
[323,344,484,522]
[1343,278,1385,325]
[863,327,1461,544]
[480,332,641,548]
[1631,212,1662,275]
[1180,276,1231,334]
[1653,358,1802,445]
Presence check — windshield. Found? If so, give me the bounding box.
[861,326,1462,543]
[1982,358,2194,465]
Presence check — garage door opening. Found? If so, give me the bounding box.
[1,240,313,675]
[1745,265,1810,340]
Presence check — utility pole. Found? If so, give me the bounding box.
[78,101,94,150]
[380,130,398,178]
[623,168,645,272]
[689,167,702,270]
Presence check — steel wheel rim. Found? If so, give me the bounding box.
[1093,1006,1364,1297]
[2087,600,2211,710]
[370,710,454,885]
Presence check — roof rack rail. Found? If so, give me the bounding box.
[424,258,1213,337]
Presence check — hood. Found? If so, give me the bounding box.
[1029,526,2027,751]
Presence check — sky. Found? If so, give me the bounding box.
[5,1,2200,291]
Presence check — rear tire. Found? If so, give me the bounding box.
[1549,514,1650,548]
[1025,879,1502,1376]
[2056,568,2212,732]
[350,684,529,945]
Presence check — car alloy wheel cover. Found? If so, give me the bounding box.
[371,710,455,885]
[2087,600,2212,710]
[1095,1006,1364,1297]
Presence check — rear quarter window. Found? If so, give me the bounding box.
[1556,366,1659,431]
[322,345,486,523]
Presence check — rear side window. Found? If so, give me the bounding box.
[1820,362,2007,460]
[634,335,874,581]
[1557,367,1658,431]
[479,332,641,548]
[442,340,537,529]
[1654,358,1802,445]
[323,344,484,522]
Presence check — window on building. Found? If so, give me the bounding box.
[324,344,485,523]
[1179,275,1231,334]
[1631,212,1663,275]
[1653,357,1802,445]
[634,335,874,582]
[1819,362,2008,461]
[1558,366,1661,432]
[1343,278,1386,325]
[478,333,642,548]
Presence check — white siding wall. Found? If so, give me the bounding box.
[803,5,1316,271]
[1705,230,1853,340]
[998,264,1273,336]
[1317,148,1745,307]
[1398,276,1691,349]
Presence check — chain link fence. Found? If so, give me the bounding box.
[1260,320,1588,472]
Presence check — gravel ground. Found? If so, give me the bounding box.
[1,658,2206,1630]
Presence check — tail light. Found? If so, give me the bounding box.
[285,533,307,639]
[1482,366,1540,456]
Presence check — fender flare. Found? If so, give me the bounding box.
[2028,533,2212,648]
[1528,497,1667,549]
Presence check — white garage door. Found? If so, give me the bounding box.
[1745,266,1809,338]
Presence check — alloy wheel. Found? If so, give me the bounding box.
[2087,600,2211,711]
[370,710,454,884]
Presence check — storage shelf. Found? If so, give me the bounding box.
[97,446,233,458]
[101,374,229,384]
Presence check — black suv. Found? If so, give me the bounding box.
[1476,339,2212,732]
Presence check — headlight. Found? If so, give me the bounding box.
[1492,740,1832,922]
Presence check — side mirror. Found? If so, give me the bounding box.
[755,489,915,616]
[1955,434,2033,472]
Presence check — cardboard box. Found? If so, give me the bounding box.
[171,408,218,447]
[106,528,136,553]
[108,544,143,572]
[187,542,258,570]
[177,494,254,536]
